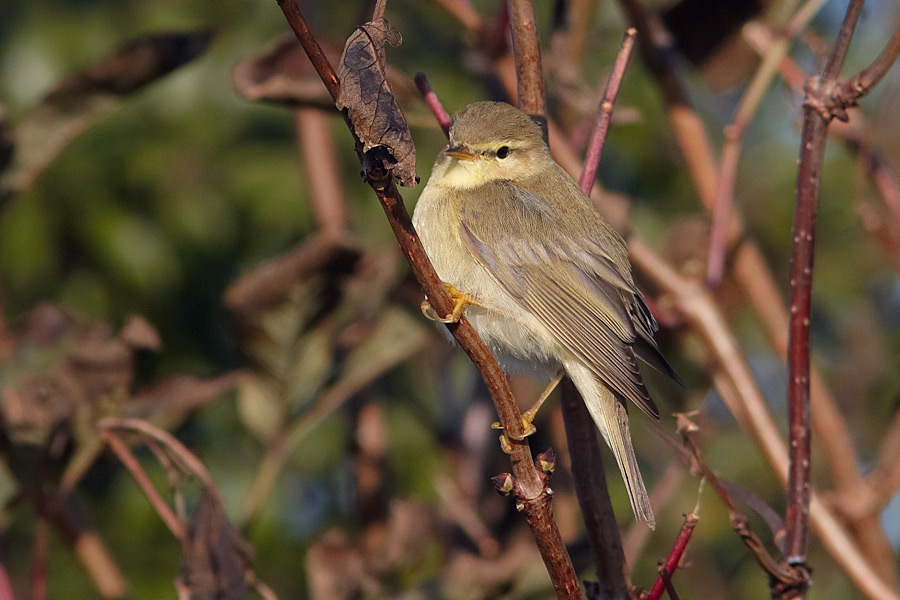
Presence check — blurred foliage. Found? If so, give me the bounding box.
[1,0,900,599]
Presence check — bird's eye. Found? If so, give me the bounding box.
[496,146,510,159]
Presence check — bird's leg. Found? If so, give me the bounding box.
[420,282,485,324]
[492,369,565,445]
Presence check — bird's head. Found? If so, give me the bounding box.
[434,101,550,189]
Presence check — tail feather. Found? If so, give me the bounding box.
[565,360,655,529]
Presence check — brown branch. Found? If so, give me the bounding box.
[276,0,340,100]
[277,4,580,597]
[784,0,866,573]
[506,0,546,116]
[742,23,900,583]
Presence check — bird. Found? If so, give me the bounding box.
[411,101,680,528]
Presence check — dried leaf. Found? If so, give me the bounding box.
[1,31,212,196]
[180,490,255,600]
[336,19,417,188]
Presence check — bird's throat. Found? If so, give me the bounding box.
[436,159,495,189]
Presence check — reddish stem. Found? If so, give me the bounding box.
[577,28,637,193]
[785,0,865,569]
[645,513,697,600]
[414,73,451,136]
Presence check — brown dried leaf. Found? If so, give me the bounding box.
[179,490,255,600]
[336,19,417,188]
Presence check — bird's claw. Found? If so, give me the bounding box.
[420,283,483,324]
[491,418,537,441]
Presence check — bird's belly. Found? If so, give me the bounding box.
[413,189,561,379]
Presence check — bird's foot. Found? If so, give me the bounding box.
[421,283,484,324]
[490,369,565,441]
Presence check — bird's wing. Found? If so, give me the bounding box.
[457,182,661,418]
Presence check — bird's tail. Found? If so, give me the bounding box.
[564,360,655,529]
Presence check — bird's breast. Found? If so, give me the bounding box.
[412,183,562,378]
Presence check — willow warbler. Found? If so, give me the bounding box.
[412,101,679,528]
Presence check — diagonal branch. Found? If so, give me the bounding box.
[274,2,580,597]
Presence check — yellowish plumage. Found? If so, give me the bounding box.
[413,102,679,528]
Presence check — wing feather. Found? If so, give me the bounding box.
[458,182,662,418]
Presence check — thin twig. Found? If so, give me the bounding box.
[674,414,805,589]
[742,16,900,585]
[278,5,580,597]
[565,37,641,592]
[414,74,451,136]
[97,418,217,490]
[577,28,636,193]
[276,0,340,100]
[835,25,900,102]
[101,430,185,540]
[645,511,698,600]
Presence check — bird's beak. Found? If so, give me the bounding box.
[445,145,477,161]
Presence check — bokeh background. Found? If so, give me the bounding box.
[1,0,900,598]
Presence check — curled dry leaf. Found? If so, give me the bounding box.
[336,19,417,188]
[179,490,256,600]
